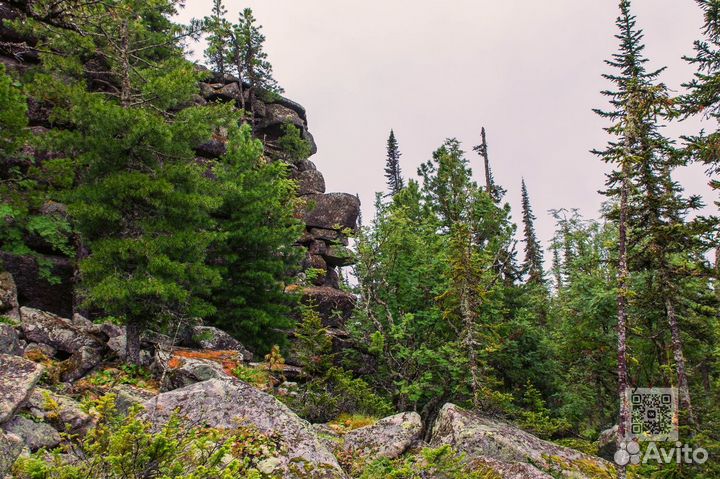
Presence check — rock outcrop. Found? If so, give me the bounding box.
[341,412,422,461]
[0,354,44,423]
[143,378,346,478]
[430,403,615,479]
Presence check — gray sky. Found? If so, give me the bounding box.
[179,0,715,249]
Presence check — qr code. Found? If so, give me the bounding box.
[626,387,678,441]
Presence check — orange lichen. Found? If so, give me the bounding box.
[169,348,241,375]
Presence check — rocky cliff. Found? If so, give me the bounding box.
[0,3,359,339]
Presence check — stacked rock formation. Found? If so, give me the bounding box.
[0,7,359,340]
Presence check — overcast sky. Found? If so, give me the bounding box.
[178,0,715,249]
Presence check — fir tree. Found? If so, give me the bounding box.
[204,0,231,76]
[384,129,404,195]
[520,179,545,284]
[227,8,282,116]
[592,1,659,469]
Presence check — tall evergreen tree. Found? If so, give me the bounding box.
[227,8,282,116]
[520,179,545,284]
[204,0,231,76]
[593,2,661,471]
[384,129,404,195]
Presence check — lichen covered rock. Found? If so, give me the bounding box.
[0,354,43,423]
[430,403,615,479]
[143,378,346,478]
[342,412,422,461]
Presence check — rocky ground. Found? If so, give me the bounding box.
[0,272,617,479]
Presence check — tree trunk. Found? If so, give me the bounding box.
[126,317,142,365]
[664,294,695,425]
[616,174,631,479]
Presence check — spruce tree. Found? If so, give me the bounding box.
[472,127,506,203]
[204,0,231,76]
[593,1,658,469]
[226,8,282,116]
[384,129,404,195]
[520,179,545,284]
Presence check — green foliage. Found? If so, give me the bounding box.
[0,64,27,159]
[277,123,312,162]
[283,367,393,423]
[12,395,279,479]
[292,303,334,375]
[358,445,500,479]
[209,124,303,353]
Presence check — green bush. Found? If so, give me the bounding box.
[282,367,393,423]
[277,123,311,161]
[12,395,281,479]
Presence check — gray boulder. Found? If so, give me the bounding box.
[342,412,422,461]
[27,388,93,434]
[430,403,614,479]
[143,378,346,478]
[0,272,19,321]
[0,354,44,423]
[111,384,156,414]
[0,431,22,476]
[299,193,361,232]
[323,245,355,267]
[20,307,105,381]
[187,325,253,361]
[153,349,229,391]
[0,324,22,356]
[257,102,305,130]
[293,169,326,196]
[2,415,61,451]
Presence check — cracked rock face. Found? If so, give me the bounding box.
[298,193,361,232]
[143,378,346,478]
[342,412,422,461]
[0,354,44,423]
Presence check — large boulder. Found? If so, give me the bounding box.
[20,307,105,380]
[186,325,253,361]
[0,431,23,477]
[430,403,615,479]
[143,378,346,478]
[2,415,61,451]
[153,349,230,391]
[27,388,93,434]
[0,354,44,423]
[0,252,74,318]
[298,193,360,232]
[342,412,422,461]
[0,272,20,321]
[0,324,22,356]
[293,169,326,196]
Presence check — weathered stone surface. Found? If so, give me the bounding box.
[0,354,43,423]
[154,350,229,391]
[597,424,618,461]
[0,272,20,320]
[2,415,61,451]
[0,252,74,318]
[195,139,226,159]
[430,403,614,479]
[308,228,348,245]
[23,342,56,358]
[342,412,422,461]
[214,81,242,101]
[143,378,345,478]
[0,430,22,476]
[187,325,253,361]
[293,169,326,196]
[20,306,97,353]
[28,388,92,434]
[323,245,355,267]
[111,384,156,414]
[257,103,305,130]
[308,240,328,256]
[301,287,356,328]
[298,193,360,232]
[0,324,22,356]
[20,307,105,380]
